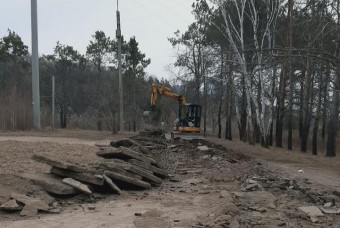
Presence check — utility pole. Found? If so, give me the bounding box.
[31,0,41,129]
[116,0,124,132]
[52,76,55,130]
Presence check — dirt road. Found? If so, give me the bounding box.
[0,130,339,227]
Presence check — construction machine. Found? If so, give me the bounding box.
[143,83,202,138]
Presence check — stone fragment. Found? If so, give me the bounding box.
[102,174,122,195]
[128,159,168,177]
[32,154,89,173]
[110,138,151,154]
[20,204,38,217]
[101,161,163,184]
[88,205,96,210]
[0,199,21,211]
[268,203,276,209]
[99,163,142,180]
[229,219,240,228]
[197,145,209,151]
[104,171,151,189]
[97,146,156,165]
[310,217,319,223]
[298,206,324,217]
[47,208,61,214]
[319,207,340,214]
[51,167,104,186]
[62,178,92,194]
[245,183,260,191]
[324,202,334,208]
[11,192,49,211]
[23,173,78,195]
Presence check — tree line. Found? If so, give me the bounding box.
[0,30,176,132]
[170,0,339,157]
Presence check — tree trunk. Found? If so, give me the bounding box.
[203,75,207,136]
[301,38,312,152]
[287,0,294,150]
[60,104,67,129]
[276,69,286,147]
[299,73,304,138]
[326,40,340,157]
[321,66,330,140]
[240,74,247,142]
[218,46,224,139]
[225,47,233,140]
[312,66,323,155]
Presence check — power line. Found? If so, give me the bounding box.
[129,0,179,29]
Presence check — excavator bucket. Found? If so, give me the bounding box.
[143,108,161,125]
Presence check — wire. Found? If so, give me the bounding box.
[128,0,179,29]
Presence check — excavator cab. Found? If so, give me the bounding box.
[174,104,201,133]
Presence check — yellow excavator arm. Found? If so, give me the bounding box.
[151,83,186,107]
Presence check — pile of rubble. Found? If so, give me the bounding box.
[0,136,169,217]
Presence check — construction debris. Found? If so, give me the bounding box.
[0,199,21,211]
[32,154,89,173]
[51,167,104,186]
[97,146,157,165]
[62,178,92,195]
[110,138,151,154]
[20,204,38,217]
[6,131,171,217]
[298,206,324,217]
[23,173,79,195]
[104,171,151,189]
[103,174,122,195]
[10,192,50,211]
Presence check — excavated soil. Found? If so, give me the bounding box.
[0,130,339,227]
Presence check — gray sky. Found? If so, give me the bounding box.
[1,0,195,79]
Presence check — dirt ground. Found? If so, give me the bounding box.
[0,129,339,228]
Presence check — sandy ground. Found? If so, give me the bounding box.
[0,129,339,227]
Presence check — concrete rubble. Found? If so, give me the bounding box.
[0,134,169,216]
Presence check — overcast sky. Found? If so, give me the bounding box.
[1,0,195,79]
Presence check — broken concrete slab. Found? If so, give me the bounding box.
[127,165,162,185]
[23,173,79,195]
[10,192,49,211]
[101,160,162,184]
[104,171,151,189]
[20,204,38,217]
[62,178,92,194]
[0,199,21,211]
[32,154,89,173]
[51,166,104,186]
[298,206,324,217]
[99,163,143,180]
[110,138,151,154]
[103,174,122,195]
[97,146,156,165]
[128,159,168,177]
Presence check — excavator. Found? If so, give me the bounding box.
[143,83,202,138]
